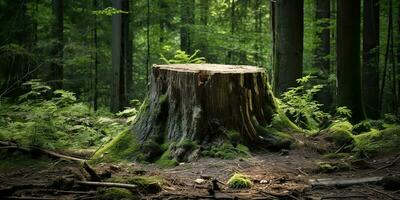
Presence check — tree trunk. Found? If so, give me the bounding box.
[50,0,64,90]
[93,0,98,111]
[199,0,209,59]
[254,0,262,66]
[314,0,330,74]
[131,64,289,161]
[180,0,195,55]
[337,0,365,122]
[362,0,380,119]
[111,0,130,112]
[398,2,400,116]
[272,0,304,95]
[314,0,332,112]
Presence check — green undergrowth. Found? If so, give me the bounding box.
[0,80,133,151]
[227,173,252,189]
[98,187,134,200]
[353,126,400,156]
[202,142,250,159]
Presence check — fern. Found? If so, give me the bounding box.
[160,50,206,64]
[280,75,330,130]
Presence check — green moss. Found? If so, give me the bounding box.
[98,187,134,200]
[158,94,168,104]
[256,125,293,150]
[353,126,400,156]
[325,121,354,146]
[227,173,252,189]
[90,129,140,163]
[316,162,336,173]
[323,152,350,159]
[155,149,178,168]
[107,176,164,193]
[177,139,198,151]
[202,142,250,159]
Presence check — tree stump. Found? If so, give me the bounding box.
[95,64,293,164]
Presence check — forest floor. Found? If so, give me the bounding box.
[1,135,400,200]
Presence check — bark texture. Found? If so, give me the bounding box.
[272,0,304,95]
[132,64,283,159]
[362,0,380,119]
[337,0,365,122]
[50,0,64,90]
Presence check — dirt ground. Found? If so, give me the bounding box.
[1,142,400,200]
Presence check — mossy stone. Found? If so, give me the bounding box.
[227,173,252,189]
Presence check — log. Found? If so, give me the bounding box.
[97,64,292,162]
[75,181,137,189]
[309,176,384,187]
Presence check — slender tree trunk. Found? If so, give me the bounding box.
[314,0,330,74]
[93,0,98,111]
[180,0,195,54]
[272,0,304,95]
[50,0,64,89]
[337,0,365,122]
[146,0,150,86]
[254,0,262,66]
[199,0,209,59]
[226,0,236,64]
[380,0,393,114]
[397,2,400,116]
[362,0,380,119]
[111,0,130,112]
[123,0,133,100]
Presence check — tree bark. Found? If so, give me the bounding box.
[132,64,286,161]
[314,0,330,74]
[93,0,98,111]
[180,0,195,54]
[272,0,304,95]
[362,0,380,119]
[111,0,131,112]
[337,0,365,122]
[50,0,64,90]
[199,0,209,59]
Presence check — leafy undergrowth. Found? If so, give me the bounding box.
[0,79,135,151]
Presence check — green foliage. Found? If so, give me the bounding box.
[155,149,178,168]
[1,80,129,150]
[352,121,372,134]
[160,50,206,64]
[335,106,352,120]
[92,7,128,16]
[227,173,252,189]
[98,187,133,200]
[201,142,250,159]
[280,75,330,130]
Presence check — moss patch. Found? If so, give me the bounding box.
[352,120,372,134]
[98,187,134,200]
[202,142,250,159]
[155,148,178,168]
[353,126,400,156]
[90,129,141,163]
[227,173,252,189]
[324,121,354,146]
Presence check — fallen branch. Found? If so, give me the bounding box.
[82,162,101,181]
[75,181,137,189]
[309,176,383,187]
[0,141,86,162]
[368,186,400,200]
[369,154,400,174]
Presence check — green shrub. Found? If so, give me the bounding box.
[352,121,372,134]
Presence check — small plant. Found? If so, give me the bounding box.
[227,173,252,189]
[160,50,205,64]
[280,75,330,129]
[92,7,128,16]
[335,106,352,120]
